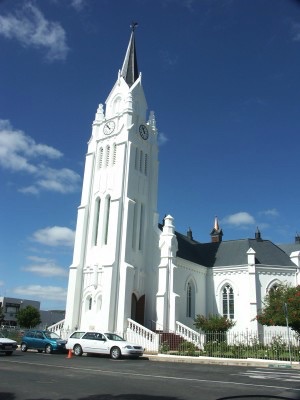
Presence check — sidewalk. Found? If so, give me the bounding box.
[146,353,300,369]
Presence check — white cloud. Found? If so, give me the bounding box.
[0,120,62,173]
[70,0,87,11]
[162,0,195,11]
[13,285,67,302]
[35,167,81,194]
[222,212,255,227]
[31,226,75,247]
[260,208,279,217]
[23,256,68,277]
[0,119,81,194]
[158,131,168,146]
[292,22,300,42]
[0,2,69,61]
[23,264,68,278]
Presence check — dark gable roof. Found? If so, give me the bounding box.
[174,230,296,268]
[277,243,300,255]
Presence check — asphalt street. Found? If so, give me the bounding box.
[0,351,299,400]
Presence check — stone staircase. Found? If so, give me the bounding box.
[159,332,184,350]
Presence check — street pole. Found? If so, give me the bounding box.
[283,302,292,366]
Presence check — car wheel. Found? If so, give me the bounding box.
[5,351,13,356]
[21,343,28,352]
[110,346,121,360]
[73,344,83,356]
[45,344,53,354]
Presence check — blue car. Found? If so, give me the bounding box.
[21,330,67,354]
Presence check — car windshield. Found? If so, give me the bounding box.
[104,333,125,341]
[0,333,5,338]
[44,332,60,339]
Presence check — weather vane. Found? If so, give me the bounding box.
[130,22,138,32]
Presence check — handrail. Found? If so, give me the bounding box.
[126,318,159,352]
[175,321,203,347]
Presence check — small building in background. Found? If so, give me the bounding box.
[0,297,40,328]
[0,296,64,330]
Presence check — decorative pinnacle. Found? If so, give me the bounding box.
[214,216,219,231]
[130,22,138,32]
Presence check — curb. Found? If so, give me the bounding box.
[146,354,300,369]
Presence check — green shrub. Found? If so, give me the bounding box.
[178,341,198,356]
[159,341,170,354]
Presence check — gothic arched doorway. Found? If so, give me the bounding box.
[131,294,145,326]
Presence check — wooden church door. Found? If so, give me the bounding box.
[131,294,145,326]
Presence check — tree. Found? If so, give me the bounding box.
[256,284,300,336]
[16,306,41,329]
[194,314,235,332]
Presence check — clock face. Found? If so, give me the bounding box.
[103,121,115,135]
[139,124,149,140]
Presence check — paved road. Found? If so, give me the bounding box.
[0,351,299,400]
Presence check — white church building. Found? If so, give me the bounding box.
[62,28,300,343]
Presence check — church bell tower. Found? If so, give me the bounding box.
[64,25,159,333]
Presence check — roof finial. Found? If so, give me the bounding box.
[210,216,223,243]
[255,226,262,241]
[130,22,138,32]
[214,216,219,231]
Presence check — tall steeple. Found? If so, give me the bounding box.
[121,22,139,87]
[64,24,159,334]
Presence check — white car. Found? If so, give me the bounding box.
[66,331,144,359]
[0,332,18,356]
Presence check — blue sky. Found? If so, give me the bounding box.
[0,0,299,310]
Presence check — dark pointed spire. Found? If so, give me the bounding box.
[121,22,139,87]
[187,227,193,241]
[255,227,262,241]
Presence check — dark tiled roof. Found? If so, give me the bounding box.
[277,243,300,255]
[174,230,296,268]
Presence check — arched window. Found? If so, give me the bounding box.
[139,150,143,172]
[269,283,279,293]
[144,153,148,175]
[222,284,234,319]
[98,147,103,169]
[269,283,280,299]
[86,296,92,311]
[134,147,138,170]
[105,145,110,167]
[132,200,137,250]
[93,197,101,246]
[96,294,102,311]
[112,96,121,114]
[138,203,144,250]
[112,143,117,165]
[186,281,195,318]
[103,195,111,245]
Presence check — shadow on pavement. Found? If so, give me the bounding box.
[0,393,182,400]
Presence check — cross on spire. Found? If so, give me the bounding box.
[130,22,138,32]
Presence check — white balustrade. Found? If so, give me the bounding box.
[126,318,159,353]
